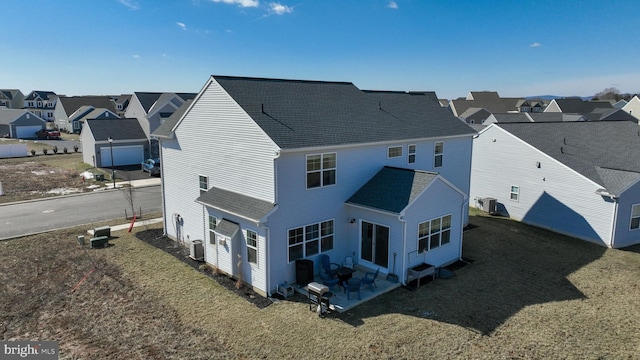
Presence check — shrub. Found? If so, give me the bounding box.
[63,147,68,154]
[52,146,58,154]
[42,148,48,155]
[73,145,79,153]
[30,149,36,156]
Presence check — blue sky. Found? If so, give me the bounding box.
[2,0,639,99]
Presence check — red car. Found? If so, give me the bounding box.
[36,129,61,140]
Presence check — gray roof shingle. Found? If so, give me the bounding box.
[153,99,192,138]
[58,96,117,116]
[212,76,475,149]
[85,118,146,141]
[196,186,275,221]
[346,166,439,214]
[496,121,640,196]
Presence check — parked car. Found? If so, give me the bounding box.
[141,158,161,176]
[36,129,61,140]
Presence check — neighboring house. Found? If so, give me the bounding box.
[0,109,45,138]
[470,121,640,248]
[81,118,147,168]
[613,99,628,109]
[458,107,492,124]
[23,91,57,121]
[544,98,612,113]
[0,89,25,109]
[449,91,517,117]
[484,113,531,125]
[124,92,197,158]
[111,94,131,117]
[54,96,119,133]
[71,107,120,133]
[583,108,638,122]
[622,95,640,120]
[516,99,547,113]
[154,75,476,297]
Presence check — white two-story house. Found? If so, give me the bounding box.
[154,76,476,297]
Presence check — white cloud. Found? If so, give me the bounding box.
[269,2,293,14]
[177,22,187,30]
[211,0,259,7]
[387,1,398,9]
[529,42,542,48]
[132,54,140,59]
[117,0,140,10]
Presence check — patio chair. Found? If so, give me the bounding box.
[345,277,361,300]
[320,254,339,278]
[320,272,340,291]
[361,267,379,291]
[343,256,354,269]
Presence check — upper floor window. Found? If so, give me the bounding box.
[510,185,520,201]
[388,146,402,158]
[246,230,258,264]
[208,215,217,244]
[408,144,416,164]
[630,204,640,230]
[434,142,444,167]
[418,214,452,253]
[199,175,208,193]
[306,153,336,189]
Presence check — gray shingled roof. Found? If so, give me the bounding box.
[496,121,640,196]
[196,186,275,221]
[85,118,146,141]
[212,76,476,149]
[0,110,45,125]
[491,113,531,123]
[58,96,117,116]
[134,92,163,113]
[25,91,56,101]
[153,100,192,138]
[215,219,240,238]
[527,113,564,122]
[552,98,612,113]
[346,166,439,214]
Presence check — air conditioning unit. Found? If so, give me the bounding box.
[190,240,204,261]
[481,197,497,214]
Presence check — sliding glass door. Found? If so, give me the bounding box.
[361,221,389,268]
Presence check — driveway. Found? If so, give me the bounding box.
[100,164,158,181]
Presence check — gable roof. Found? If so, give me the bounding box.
[0,89,21,100]
[550,98,613,113]
[491,113,531,123]
[153,99,192,138]
[346,166,439,214]
[58,96,117,116]
[495,121,640,196]
[450,91,512,116]
[24,91,56,101]
[0,109,44,125]
[134,92,197,114]
[196,186,275,221]
[85,118,146,141]
[79,108,119,122]
[211,76,476,149]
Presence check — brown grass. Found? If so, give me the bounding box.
[1,215,640,359]
[0,153,106,203]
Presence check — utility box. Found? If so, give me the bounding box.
[482,197,497,214]
[190,240,204,261]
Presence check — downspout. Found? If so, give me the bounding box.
[609,198,619,248]
[158,139,168,236]
[459,199,467,261]
[399,215,407,286]
[263,224,271,297]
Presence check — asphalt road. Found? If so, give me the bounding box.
[0,185,162,240]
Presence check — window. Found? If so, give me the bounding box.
[510,185,519,201]
[418,214,452,253]
[246,230,257,264]
[199,175,208,193]
[630,205,640,230]
[306,153,336,189]
[408,144,416,164]
[73,121,80,130]
[208,215,217,244]
[288,219,334,262]
[434,142,444,167]
[388,146,402,158]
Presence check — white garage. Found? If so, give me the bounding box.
[100,145,144,166]
[15,125,44,139]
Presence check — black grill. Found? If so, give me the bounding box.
[307,282,332,317]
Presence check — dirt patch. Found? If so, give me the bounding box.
[135,228,273,309]
[0,160,94,203]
